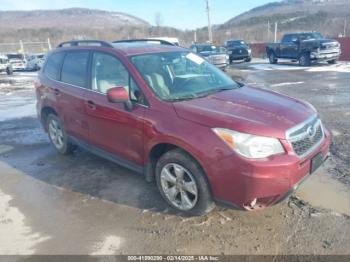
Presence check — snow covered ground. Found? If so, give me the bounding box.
[0,72,37,121]
[247,59,350,73]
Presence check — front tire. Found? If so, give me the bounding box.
[155,149,215,216]
[299,53,311,66]
[245,57,252,62]
[46,114,75,155]
[269,52,277,64]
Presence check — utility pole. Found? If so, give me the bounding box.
[267,20,270,42]
[344,17,347,37]
[206,0,213,43]
[47,38,52,50]
[274,22,278,43]
[194,30,197,43]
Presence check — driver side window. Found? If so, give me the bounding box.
[91,52,144,103]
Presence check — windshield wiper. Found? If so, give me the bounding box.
[167,86,238,102]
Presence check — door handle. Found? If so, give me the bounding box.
[86,100,96,110]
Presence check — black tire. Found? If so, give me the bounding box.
[229,58,233,64]
[245,57,252,63]
[6,66,13,75]
[299,53,311,66]
[327,59,337,65]
[155,148,215,216]
[46,114,75,155]
[268,52,277,64]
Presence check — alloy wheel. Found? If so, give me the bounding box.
[160,163,198,211]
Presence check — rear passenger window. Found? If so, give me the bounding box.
[44,52,64,80]
[61,51,89,87]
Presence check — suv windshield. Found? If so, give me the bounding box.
[130,51,239,101]
[226,40,247,47]
[197,45,217,52]
[7,54,25,60]
[299,32,324,41]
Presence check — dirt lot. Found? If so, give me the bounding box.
[0,61,349,255]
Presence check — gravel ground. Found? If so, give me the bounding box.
[0,65,349,255]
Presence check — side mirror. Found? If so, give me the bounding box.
[106,87,133,111]
[292,39,299,44]
[107,87,129,103]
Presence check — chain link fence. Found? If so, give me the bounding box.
[0,39,52,55]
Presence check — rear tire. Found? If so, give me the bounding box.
[46,114,75,155]
[269,52,277,64]
[245,57,252,63]
[327,59,337,64]
[299,53,311,66]
[155,148,215,216]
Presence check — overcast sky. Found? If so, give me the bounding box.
[0,0,275,29]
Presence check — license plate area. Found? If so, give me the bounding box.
[310,153,323,174]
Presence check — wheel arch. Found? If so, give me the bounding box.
[41,106,58,131]
[144,140,210,188]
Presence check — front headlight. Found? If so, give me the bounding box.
[212,128,285,159]
[248,49,252,54]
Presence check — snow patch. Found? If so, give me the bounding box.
[306,63,350,73]
[271,81,304,87]
[90,235,123,255]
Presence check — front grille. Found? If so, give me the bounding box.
[286,116,324,157]
[209,55,226,64]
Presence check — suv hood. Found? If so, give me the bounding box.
[302,38,339,48]
[200,51,226,57]
[173,86,315,139]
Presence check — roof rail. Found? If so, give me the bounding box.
[112,39,176,46]
[57,40,114,48]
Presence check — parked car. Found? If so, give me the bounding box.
[190,44,229,69]
[27,53,46,71]
[7,53,28,71]
[224,40,252,63]
[36,40,331,216]
[266,32,341,66]
[0,55,13,75]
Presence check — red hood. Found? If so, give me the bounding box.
[173,86,316,139]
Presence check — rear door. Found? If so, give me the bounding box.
[84,51,146,167]
[58,50,90,142]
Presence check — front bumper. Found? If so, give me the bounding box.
[211,128,331,210]
[229,54,251,60]
[12,65,26,71]
[311,51,341,61]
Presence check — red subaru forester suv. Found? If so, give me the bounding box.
[35,40,331,216]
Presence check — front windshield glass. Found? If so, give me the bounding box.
[300,32,324,41]
[130,51,239,101]
[7,54,24,60]
[197,45,217,52]
[227,40,247,47]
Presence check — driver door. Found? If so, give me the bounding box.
[84,51,146,167]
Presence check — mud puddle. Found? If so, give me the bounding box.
[296,166,350,216]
